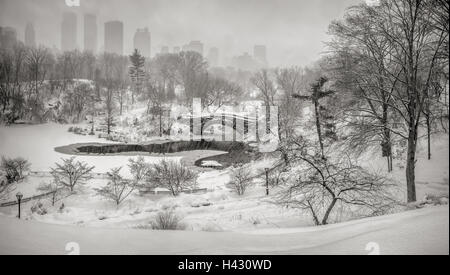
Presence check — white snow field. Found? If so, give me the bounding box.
[0,123,449,254]
[0,206,447,255]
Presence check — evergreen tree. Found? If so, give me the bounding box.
[293,76,335,158]
[129,49,146,104]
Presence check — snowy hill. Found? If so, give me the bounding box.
[0,206,447,255]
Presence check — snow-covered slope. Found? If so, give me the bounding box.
[0,206,447,255]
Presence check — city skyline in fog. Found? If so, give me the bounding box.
[0,0,362,67]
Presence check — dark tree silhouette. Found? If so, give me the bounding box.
[293,76,334,158]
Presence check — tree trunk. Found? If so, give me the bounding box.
[52,192,56,206]
[159,109,163,137]
[322,198,337,225]
[406,122,417,203]
[107,115,111,135]
[307,200,320,226]
[426,113,431,160]
[382,102,393,172]
[313,99,324,158]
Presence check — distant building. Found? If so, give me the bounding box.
[84,14,97,53]
[173,46,180,54]
[207,47,219,67]
[182,40,204,56]
[232,52,258,71]
[25,22,36,48]
[61,12,77,51]
[133,28,151,58]
[104,21,123,55]
[1,26,18,50]
[253,45,267,67]
[160,45,169,54]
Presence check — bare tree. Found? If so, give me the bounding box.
[328,6,400,172]
[202,76,241,112]
[113,55,129,115]
[26,46,52,97]
[371,0,447,202]
[275,67,305,139]
[51,157,94,192]
[277,143,398,225]
[37,178,66,206]
[65,82,94,122]
[104,88,115,135]
[177,51,207,105]
[95,167,136,207]
[3,44,28,121]
[251,69,277,106]
[146,160,197,196]
[128,157,150,186]
[26,46,53,122]
[146,80,166,136]
[99,53,119,135]
[251,69,282,142]
[229,163,253,195]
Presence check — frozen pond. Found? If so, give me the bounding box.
[0,123,179,174]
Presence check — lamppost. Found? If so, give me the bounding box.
[16,192,23,219]
[265,168,269,196]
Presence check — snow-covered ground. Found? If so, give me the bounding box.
[0,205,447,255]
[0,122,448,254]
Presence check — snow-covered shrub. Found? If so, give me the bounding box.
[31,202,47,215]
[249,216,261,225]
[145,160,197,196]
[201,223,223,232]
[0,170,13,201]
[229,164,253,195]
[190,199,212,208]
[128,157,150,187]
[422,194,449,206]
[0,156,31,183]
[58,203,65,213]
[51,157,94,192]
[37,179,67,206]
[151,210,185,230]
[95,167,137,207]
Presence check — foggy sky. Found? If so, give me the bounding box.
[0,0,363,67]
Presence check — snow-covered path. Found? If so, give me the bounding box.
[0,206,447,255]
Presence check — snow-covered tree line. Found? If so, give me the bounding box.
[0,45,245,131]
[248,0,448,224]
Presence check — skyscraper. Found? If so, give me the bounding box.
[133,28,151,57]
[0,26,17,50]
[25,22,36,48]
[160,46,169,54]
[61,12,77,52]
[104,21,123,55]
[232,52,258,71]
[182,41,204,56]
[84,14,97,53]
[253,45,267,67]
[207,47,219,67]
